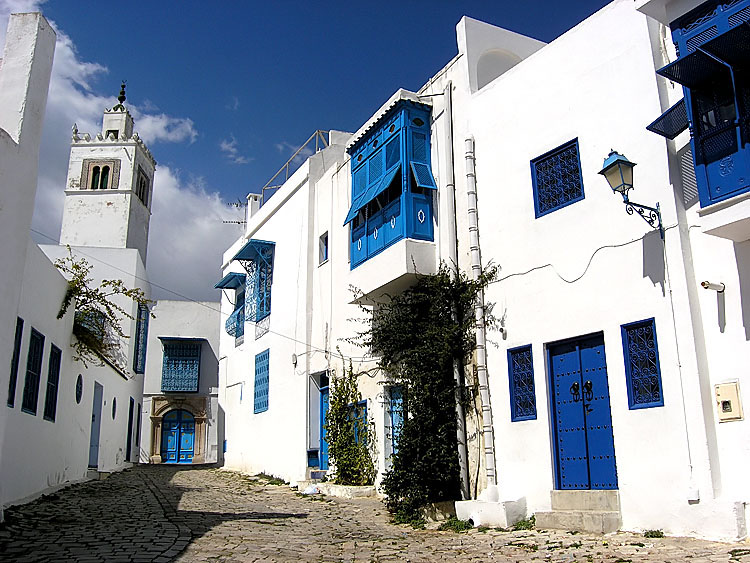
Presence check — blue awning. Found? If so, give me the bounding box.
[410,162,437,190]
[647,98,689,140]
[214,272,246,290]
[700,22,750,68]
[232,239,275,263]
[343,165,401,225]
[656,49,728,89]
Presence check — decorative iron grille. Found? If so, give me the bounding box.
[161,340,201,393]
[225,304,245,338]
[133,304,149,374]
[531,140,584,217]
[508,345,536,421]
[622,319,664,409]
[254,349,269,413]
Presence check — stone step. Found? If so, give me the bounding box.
[535,509,621,534]
[551,490,620,512]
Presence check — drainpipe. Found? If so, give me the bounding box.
[465,136,497,487]
[442,82,470,499]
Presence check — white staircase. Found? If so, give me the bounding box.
[535,490,622,534]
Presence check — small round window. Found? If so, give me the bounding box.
[75,375,83,404]
[412,118,425,127]
[389,124,396,133]
[357,154,363,162]
[112,397,117,419]
[372,140,379,148]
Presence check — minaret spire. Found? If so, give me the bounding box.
[112,81,127,112]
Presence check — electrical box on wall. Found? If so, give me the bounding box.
[715,381,744,422]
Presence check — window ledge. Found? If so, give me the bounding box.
[698,191,750,242]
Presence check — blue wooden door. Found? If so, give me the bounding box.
[88,382,103,468]
[320,386,329,470]
[549,334,617,490]
[161,409,195,464]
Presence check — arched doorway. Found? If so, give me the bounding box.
[160,409,195,464]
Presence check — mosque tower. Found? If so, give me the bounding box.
[59,84,156,261]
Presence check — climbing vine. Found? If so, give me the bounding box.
[55,248,153,371]
[323,358,375,486]
[357,263,496,523]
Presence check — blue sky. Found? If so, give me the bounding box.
[1,0,610,300]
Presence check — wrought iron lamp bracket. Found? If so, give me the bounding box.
[620,191,664,239]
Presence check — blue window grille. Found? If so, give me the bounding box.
[21,329,45,415]
[388,386,404,454]
[254,349,269,413]
[531,139,585,217]
[621,318,664,409]
[133,304,149,374]
[508,345,537,421]
[215,272,247,339]
[232,240,274,323]
[348,400,368,445]
[43,345,62,422]
[649,0,750,206]
[6,317,24,407]
[160,339,201,393]
[344,100,437,269]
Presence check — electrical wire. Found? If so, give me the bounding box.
[29,227,377,362]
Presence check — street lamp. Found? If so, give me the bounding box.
[599,150,664,239]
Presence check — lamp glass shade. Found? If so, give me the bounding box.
[599,151,636,194]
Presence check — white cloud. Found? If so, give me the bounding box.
[219,134,250,164]
[146,166,243,301]
[0,3,234,302]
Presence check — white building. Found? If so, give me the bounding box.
[218,0,750,541]
[1,13,220,517]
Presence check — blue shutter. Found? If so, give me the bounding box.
[621,318,664,409]
[161,340,201,392]
[21,329,44,414]
[647,99,689,140]
[6,317,24,407]
[43,345,62,421]
[133,304,149,374]
[254,349,269,413]
[508,345,537,421]
[389,386,404,454]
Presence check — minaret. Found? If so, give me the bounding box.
[59,83,157,262]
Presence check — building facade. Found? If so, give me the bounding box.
[217,0,750,541]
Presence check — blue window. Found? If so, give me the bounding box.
[231,240,274,322]
[319,232,329,264]
[133,304,149,374]
[388,386,404,454]
[508,345,537,421]
[350,400,367,444]
[649,0,750,206]
[160,339,201,393]
[21,329,45,415]
[254,349,269,413]
[215,272,247,340]
[531,139,584,217]
[344,100,437,268]
[6,317,24,407]
[43,345,62,422]
[621,318,664,409]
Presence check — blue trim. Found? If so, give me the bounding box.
[214,272,246,290]
[531,139,585,218]
[647,98,689,140]
[6,317,23,408]
[344,165,401,225]
[621,318,664,409]
[508,345,537,421]
[232,239,275,262]
[21,328,44,415]
[410,162,437,190]
[254,349,270,413]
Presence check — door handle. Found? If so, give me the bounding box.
[583,380,594,401]
[570,381,581,402]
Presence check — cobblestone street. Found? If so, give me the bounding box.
[0,465,747,562]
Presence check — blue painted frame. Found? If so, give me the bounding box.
[254,349,270,413]
[531,138,585,218]
[6,317,24,407]
[621,318,664,409]
[21,328,45,415]
[508,344,537,421]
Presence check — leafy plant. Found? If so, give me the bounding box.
[54,247,152,370]
[643,529,664,538]
[354,263,496,523]
[513,515,536,530]
[323,358,375,486]
[437,516,473,532]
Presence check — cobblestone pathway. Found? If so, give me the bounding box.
[0,465,747,562]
